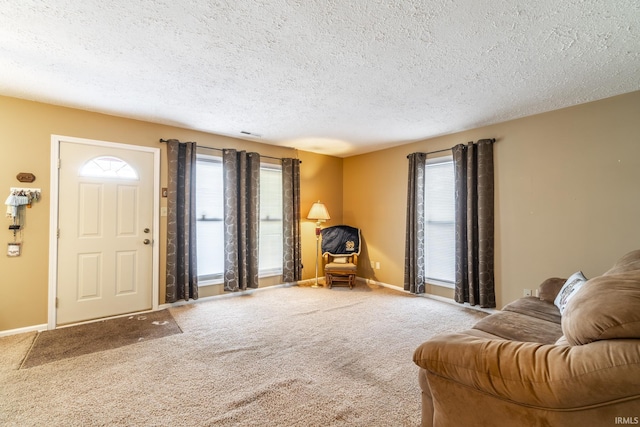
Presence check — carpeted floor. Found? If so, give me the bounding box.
[0,283,486,426]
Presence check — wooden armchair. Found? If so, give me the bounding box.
[321,225,361,289]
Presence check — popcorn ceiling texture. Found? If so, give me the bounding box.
[0,0,638,156]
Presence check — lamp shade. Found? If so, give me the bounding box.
[307,201,330,221]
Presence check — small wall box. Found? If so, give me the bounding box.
[7,243,21,257]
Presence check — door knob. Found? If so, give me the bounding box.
[143,239,151,245]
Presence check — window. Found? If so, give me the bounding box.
[196,155,224,282]
[424,156,455,286]
[195,154,283,284]
[80,156,138,179]
[259,164,283,276]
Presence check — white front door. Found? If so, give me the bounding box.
[56,139,156,325]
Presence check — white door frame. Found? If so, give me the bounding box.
[48,135,160,329]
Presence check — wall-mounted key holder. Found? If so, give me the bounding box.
[6,188,40,256]
[8,188,41,210]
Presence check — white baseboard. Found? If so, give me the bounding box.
[297,277,326,287]
[0,323,47,338]
[357,276,403,290]
[1,283,304,336]
[158,281,301,310]
[0,279,494,336]
[356,277,497,314]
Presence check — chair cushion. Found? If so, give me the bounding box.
[325,263,357,271]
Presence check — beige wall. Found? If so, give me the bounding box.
[344,91,640,308]
[2,90,639,331]
[0,95,342,332]
[298,150,344,283]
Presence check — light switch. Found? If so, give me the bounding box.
[161,207,167,217]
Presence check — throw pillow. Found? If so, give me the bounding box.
[553,271,587,315]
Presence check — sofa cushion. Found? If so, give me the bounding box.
[473,310,562,344]
[562,273,640,345]
[603,249,640,276]
[414,334,640,409]
[553,271,587,315]
[503,296,561,324]
[537,277,566,303]
[462,328,506,340]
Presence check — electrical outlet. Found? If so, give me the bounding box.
[523,288,532,297]
[370,261,375,269]
[375,262,381,270]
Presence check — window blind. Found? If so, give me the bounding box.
[424,158,455,284]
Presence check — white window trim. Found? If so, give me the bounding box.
[426,278,455,289]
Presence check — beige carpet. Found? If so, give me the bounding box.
[0,283,486,426]
[21,309,182,369]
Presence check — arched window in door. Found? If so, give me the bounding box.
[79,156,138,179]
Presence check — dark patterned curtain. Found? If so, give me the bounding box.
[404,152,427,294]
[453,139,495,308]
[282,158,302,282]
[166,140,198,302]
[223,149,260,292]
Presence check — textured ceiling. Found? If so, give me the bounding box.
[0,1,639,157]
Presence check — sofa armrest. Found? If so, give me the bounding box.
[537,277,566,303]
[413,333,640,409]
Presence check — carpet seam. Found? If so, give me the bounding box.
[18,332,40,370]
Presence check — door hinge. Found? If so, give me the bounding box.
[57,158,61,169]
[56,298,59,308]
[57,229,60,238]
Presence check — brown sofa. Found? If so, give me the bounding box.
[413,249,640,427]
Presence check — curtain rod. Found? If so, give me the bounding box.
[407,138,496,158]
[159,139,298,163]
